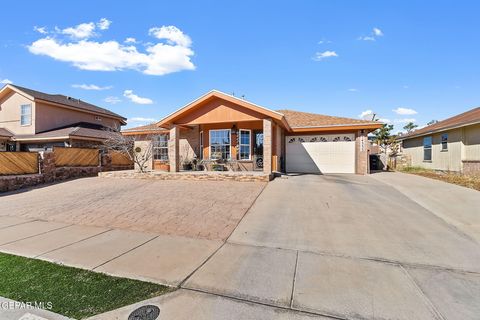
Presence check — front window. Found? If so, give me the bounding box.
[20,104,32,126]
[153,134,169,161]
[423,136,432,161]
[209,129,231,160]
[441,133,448,151]
[239,129,251,160]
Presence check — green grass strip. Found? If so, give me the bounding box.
[0,252,170,319]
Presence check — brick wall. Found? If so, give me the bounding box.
[355,130,369,175]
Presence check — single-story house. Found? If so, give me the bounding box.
[123,90,382,175]
[0,84,126,151]
[398,107,480,174]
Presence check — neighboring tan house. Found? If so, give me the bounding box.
[398,107,480,174]
[123,90,382,175]
[0,84,126,151]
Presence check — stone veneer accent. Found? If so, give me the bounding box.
[0,151,132,193]
[99,170,272,182]
[263,118,272,174]
[462,160,480,175]
[169,126,180,172]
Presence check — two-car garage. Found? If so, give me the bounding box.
[285,134,356,174]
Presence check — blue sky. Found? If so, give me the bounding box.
[1,1,479,131]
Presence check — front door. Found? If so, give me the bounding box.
[253,130,263,170]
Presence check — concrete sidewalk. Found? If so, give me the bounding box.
[0,218,222,287]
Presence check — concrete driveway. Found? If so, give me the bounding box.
[183,173,480,320]
[1,173,479,320]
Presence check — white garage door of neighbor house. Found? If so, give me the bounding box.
[285,134,356,174]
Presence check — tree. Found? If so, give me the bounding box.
[427,120,438,126]
[371,123,400,170]
[103,131,157,173]
[403,121,418,133]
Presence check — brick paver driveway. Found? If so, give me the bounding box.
[0,177,266,240]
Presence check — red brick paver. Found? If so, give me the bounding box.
[0,177,266,240]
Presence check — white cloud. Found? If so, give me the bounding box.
[359,109,374,119]
[317,38,332,44]
[378,118,391,123]
[33,26,47,34]
[97,18,111,30]
[347,88,359,92]
[123,90,153,104]
[104,96,121,104]
[313,50,338,61]
[395,118,416,123]
[62,22,96,39]
[0,79,13,84]
[125,37,137,44]
[148,26,192,47]
[373,27,384,37]
[28,23,195,76]
[358,36,376,41]
[358,27,384,41]
[392,107,417,115]
[128,117,157,123]
[72,84,112,90]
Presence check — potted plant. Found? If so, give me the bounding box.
[182,160,193,171]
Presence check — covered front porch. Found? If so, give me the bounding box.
[153,91,288,175]
[164,118,279,175]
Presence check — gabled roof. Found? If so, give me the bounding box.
[0,84,126,123]
[122,123,168,136]
[399,107,480,140]
[157,90,291,130]
[278,109,381,130]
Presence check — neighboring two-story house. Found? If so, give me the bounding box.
[0,84,126,151]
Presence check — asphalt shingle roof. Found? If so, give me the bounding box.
[400,107,480,139]
[277,109,379,128]
[11,85,126,121]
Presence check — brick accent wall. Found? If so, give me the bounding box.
[263,119,272,174]
[168,126,180,172]
[355,130,369,175]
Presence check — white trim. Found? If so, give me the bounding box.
[20,103,32,126]
[208,129,231,160]
[238,129,252,160]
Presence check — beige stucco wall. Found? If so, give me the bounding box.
[0,91,36,135]
[35,102,121,133]
[133,140,153,172]
[464,124,480,161]
[402,127,464,172]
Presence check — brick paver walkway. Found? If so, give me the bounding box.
[1,177,266,240]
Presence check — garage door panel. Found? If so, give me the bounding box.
[286,135,355,174]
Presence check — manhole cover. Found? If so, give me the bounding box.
[128,305,160,320]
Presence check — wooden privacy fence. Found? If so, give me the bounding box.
[0,152,38,175]
[110,151,134,166]
[54,147,99,167]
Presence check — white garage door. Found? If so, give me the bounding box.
[285,134,355,173]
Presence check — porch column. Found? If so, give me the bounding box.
[263,118,273,174]
[168,126,180,172]
[356,130,369,175]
